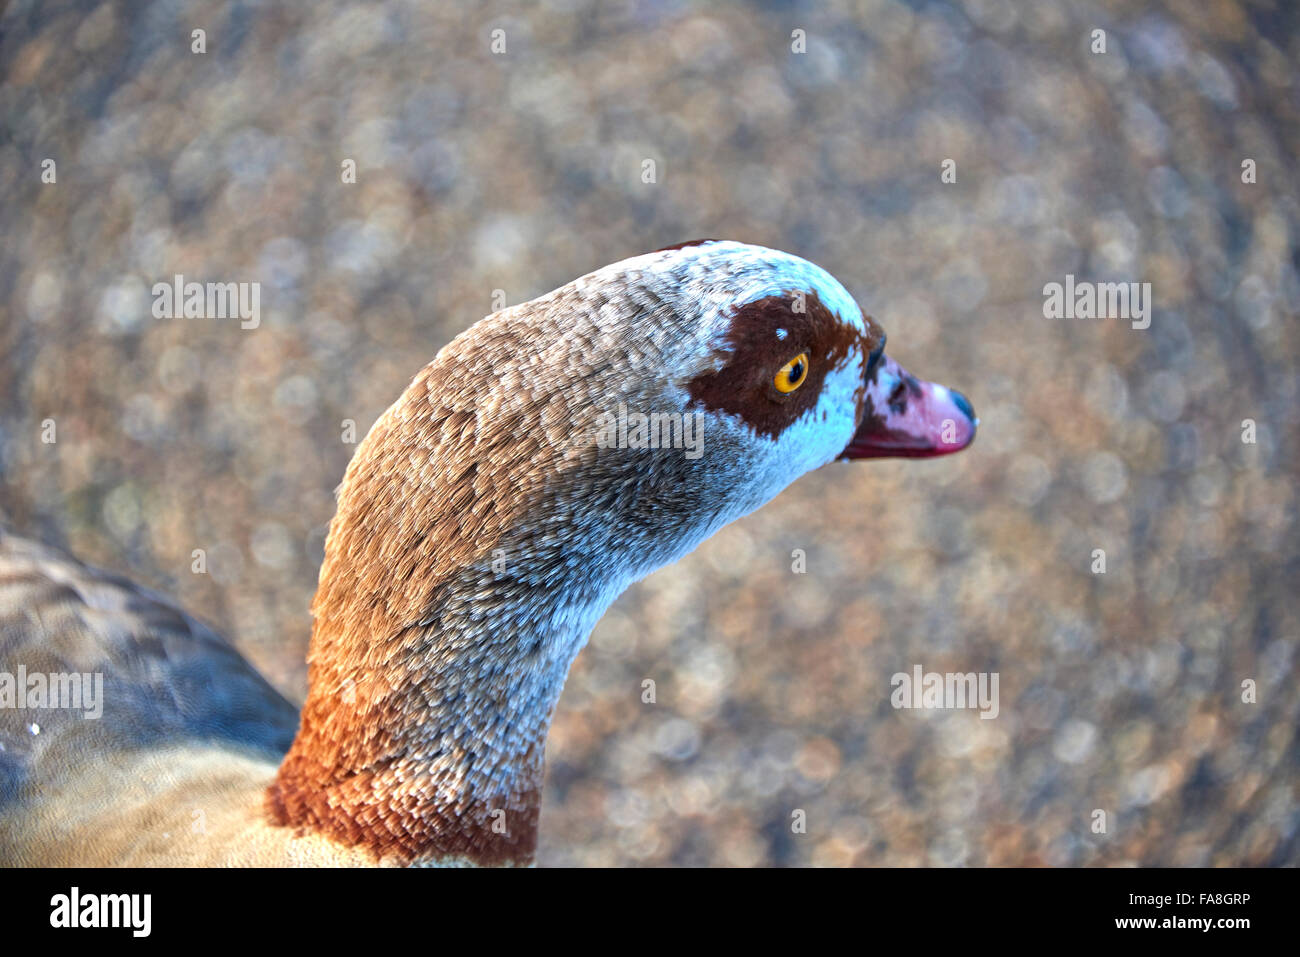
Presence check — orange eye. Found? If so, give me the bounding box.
[774,352,809,394]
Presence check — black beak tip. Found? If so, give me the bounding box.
[950,388,975,422]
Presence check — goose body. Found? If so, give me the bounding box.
[0,241,975,866]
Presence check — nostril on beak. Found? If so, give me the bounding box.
[949,388,975,422]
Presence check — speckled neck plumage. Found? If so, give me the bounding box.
[266,291,654,866]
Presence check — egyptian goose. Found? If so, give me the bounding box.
[0,241,975,866]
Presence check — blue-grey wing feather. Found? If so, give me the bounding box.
[0,529,299,808]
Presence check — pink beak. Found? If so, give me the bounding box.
[841,353,977,460]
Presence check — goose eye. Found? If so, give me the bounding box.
[774,352,809,394]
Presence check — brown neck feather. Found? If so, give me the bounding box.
[266,351,579,866]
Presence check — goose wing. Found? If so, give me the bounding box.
[0,529,299,810]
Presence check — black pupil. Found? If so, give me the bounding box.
[789,359,804,381]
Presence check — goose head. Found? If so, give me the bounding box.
[269,240,976,865]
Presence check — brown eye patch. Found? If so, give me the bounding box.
[686,291,884,441]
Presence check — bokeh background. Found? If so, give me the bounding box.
[2,0,1297,865]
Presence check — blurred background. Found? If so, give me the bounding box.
[1,0,1297,865]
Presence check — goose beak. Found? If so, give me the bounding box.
[840,353,977,460]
